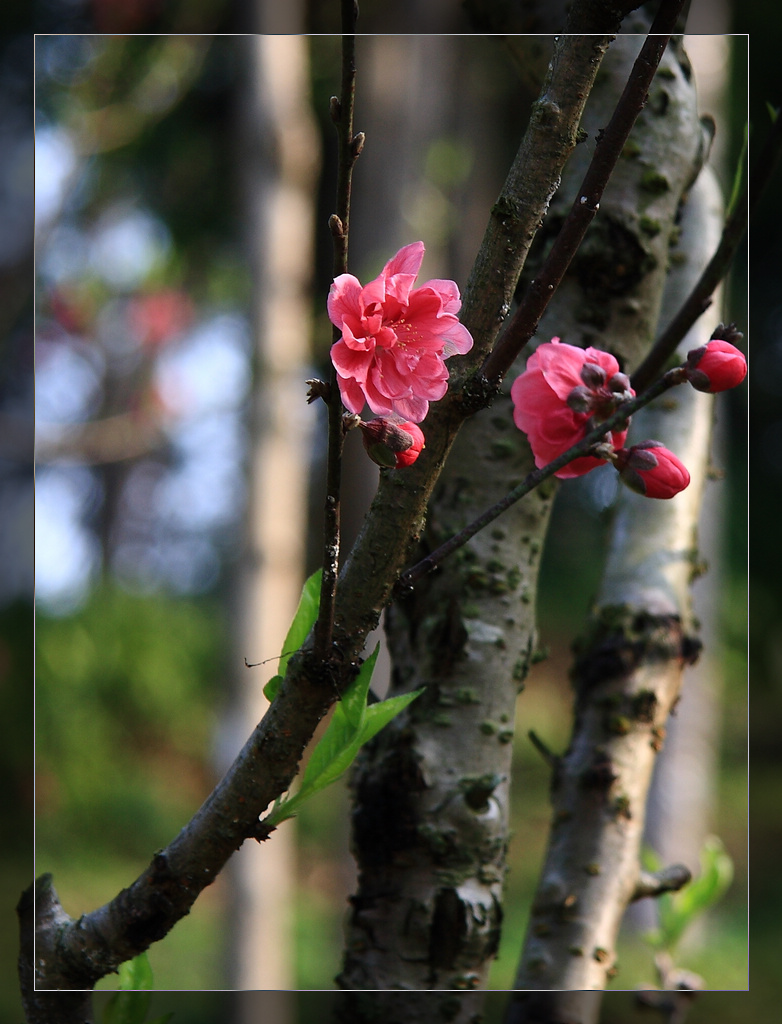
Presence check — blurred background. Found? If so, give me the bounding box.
[4,0,771,1020]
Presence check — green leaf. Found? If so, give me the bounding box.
[652,836,734,951]
[766,101,780,124]
[278,569,322,677]
[357,689,426,747]
[337,644,378,731]
[102,953,173,1024]
[265,647,423,825]
[263,674,283,702]
[117,952,155,991]
[673,835,733,922]
[263,569,322,702]
[103,992,150,1024]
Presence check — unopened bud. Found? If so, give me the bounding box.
[614,441,690,499]
[580,362,607,389]
[684,338,747,393]
[358,418,425,468]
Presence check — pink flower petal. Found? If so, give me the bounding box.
[329,337,372,382]
[394,393,430,422]
[535,342,588,401]
[421,278,461,314]
[336,374,368,415]
[362,372,395,416]
[382,241,425,279]
[384,273,419,307]
[328,274,363,328]
[442,320,474,357]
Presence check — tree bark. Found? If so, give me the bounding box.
[335,30,614,1008]
[507,101,726,1024]
[338,0,699,1009]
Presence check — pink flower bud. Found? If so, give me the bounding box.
[358,418,425,468]
[684,339,747,393]
[614,441,690,499]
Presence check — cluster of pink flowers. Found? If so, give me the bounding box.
[326,243,746,487]
[508,334,746,499]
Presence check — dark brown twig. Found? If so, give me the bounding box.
[631,864,692,901]
[632,111,782,391]
[480,0,688,386]
[396,368,685,592]
[314,0,361,661]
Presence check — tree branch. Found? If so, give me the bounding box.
[396,368,686,591]
[481,0,688,385]
[508,153,725,1018]
[631,111,781,390]
[631,864,692,901]
[315,0,361,661]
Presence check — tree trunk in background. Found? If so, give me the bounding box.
[632,22,733,926]
[507,41,731,1024]
[339,6,709,1015]
[222,32,319,996]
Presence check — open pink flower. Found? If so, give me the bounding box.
[328,241,473,422]
[510,338,635,478]
[614,442,690,498]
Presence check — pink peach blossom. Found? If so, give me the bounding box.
[510,338,634,478]
[328,241,473,423]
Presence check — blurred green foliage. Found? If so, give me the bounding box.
[36,582,224,862]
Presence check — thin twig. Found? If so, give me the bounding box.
[528,730,561,772]
[480,0,688,386]
[396,369,684,592]
[632,110,782,391]
[314,0,361,661]
[631,864,692,901]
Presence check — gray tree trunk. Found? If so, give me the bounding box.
[338,5,707,1014]
[507,50,730,1024]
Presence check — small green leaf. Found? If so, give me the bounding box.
[118,952,154,991]
[674,835,733,921]
[263,569,322,703]
[766,101,780,124]
[651,836,734,951]
[103,993,149,1024]
[102,954,173,1024]
[357,688,426,747]
[265,647,423,826]
[279,569,322,677]
[338,644,379,731]
[263,675,283,702]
